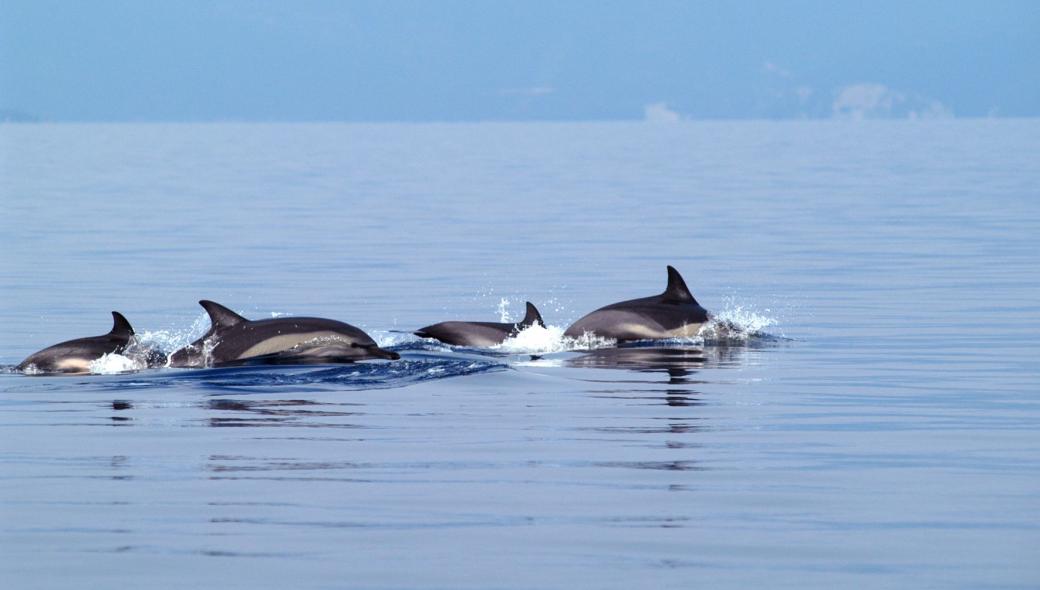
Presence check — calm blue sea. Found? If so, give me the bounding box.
[1,120,1038,589]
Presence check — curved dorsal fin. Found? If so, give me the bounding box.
[661,265,698,304]
[109,311,134,337]
[520,301,544,327]
[199,300,248,330]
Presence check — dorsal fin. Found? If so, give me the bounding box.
[520,302,544,327]
[199,300,248,330]
[109,311,134,337]
[661,265,698,304]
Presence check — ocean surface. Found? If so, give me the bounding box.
[1,120,1038,589]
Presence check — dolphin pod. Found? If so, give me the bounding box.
[15,266,711,375]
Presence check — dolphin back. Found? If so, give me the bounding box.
[415,300,545,347]
[564,266,709,341]
[199,300,248,330]
[170,301,398,367]
[662,265,698,305]
[18,311,137,374]
[521,302,544,327]
[109,311,135,338]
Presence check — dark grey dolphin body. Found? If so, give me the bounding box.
[17,312,164,374]
[414,302,544,347]
[564,266,710,341]
[168,300,400,368]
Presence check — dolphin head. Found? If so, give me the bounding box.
[167,342,209,368]
[353,343,401,360]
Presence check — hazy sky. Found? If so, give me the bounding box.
[2,0,1037,121]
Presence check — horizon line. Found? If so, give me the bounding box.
[3,115,1036,125]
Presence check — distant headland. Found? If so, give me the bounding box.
[0,109,40,123]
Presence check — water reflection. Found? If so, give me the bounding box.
[110,455,132,480]
[583,421,705,435]
[566,345,746,380]
[203,398,366,429]
[596,460,702,471]
[567,346,727,407]
[110,399,133,425]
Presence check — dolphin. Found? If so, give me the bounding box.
[564,266,710,341]
[414,301,544,347]
[17,312,165,375]
[168,300,400,368]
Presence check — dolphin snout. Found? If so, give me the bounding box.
[367,346,400,361]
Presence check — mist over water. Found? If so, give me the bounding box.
[1,120,1038,589]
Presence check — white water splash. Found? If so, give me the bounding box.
[134,312,211,354]
[562,330,618,351]
[541,296,572,320]
[89,353,142,375]
[698,300,780,342]
[494,324,616,354]
[496,297,514,322]
[121,313,217,368]
[371,330,422,348]
[495,323,566,353]
[18,363,42,376]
